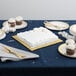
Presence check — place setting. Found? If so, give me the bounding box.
[43,20,76,58]
[0,16,28,40]
[58,24,76,58]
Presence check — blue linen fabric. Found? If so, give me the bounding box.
[0,20,76,68]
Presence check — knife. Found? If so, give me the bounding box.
[0,43,39,60]
[2,45,26,59]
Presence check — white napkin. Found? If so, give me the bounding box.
[0,43,39,62]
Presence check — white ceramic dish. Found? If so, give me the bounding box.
[0,43,39,61]
[44,21,69,30]
[0,30,6,40]
[58,43,76,58]
[69,24,76,36]
[0,33,6,40]
[3,21,9,27]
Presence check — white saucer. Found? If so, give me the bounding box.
[0,33,6,40]
[15,21,27,29]
[58,43,76,58]
[44,21,69,30]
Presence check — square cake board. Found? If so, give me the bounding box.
[12,35,63,51]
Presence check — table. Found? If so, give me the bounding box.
[0,20,76,76]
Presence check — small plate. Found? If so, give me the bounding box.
[58,43,76,58]
[15,21,27,29]
[3,21,27,30]
[0,31,6,40]
[44,21,69,30]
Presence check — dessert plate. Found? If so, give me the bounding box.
[0,43,39,61]
[58,43,76,58]
[0,30,6,40]
[44,21,69,30]
[0,33,6,40]
[3,21,27,30]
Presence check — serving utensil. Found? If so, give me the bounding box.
[2,45,26,59]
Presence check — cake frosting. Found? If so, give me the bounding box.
[8,18,16,27]
[66,39,75,45]
[66,44,75,50]
[8,18,16,23]
[66,39,76,55]
[15,16,23,21]
[17,27,58,47]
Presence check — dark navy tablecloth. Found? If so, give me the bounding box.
[0,20,76,69]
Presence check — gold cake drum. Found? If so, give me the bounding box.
[12,35,63,51]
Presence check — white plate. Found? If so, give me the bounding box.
[3,21,27,30]
[15,21,27,29]
[44,21,69,30]
[0,33,6,40]
[58,43,76,58]
[0,43,39,61]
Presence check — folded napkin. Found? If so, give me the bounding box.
[0,43,39,62]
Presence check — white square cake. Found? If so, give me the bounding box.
[17,27,59,48]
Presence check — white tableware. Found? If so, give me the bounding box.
[17,27,59,48]
[58,43,76,58]
[0,29,6,40]
[44,21,69,30]
[58,31,75,40]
